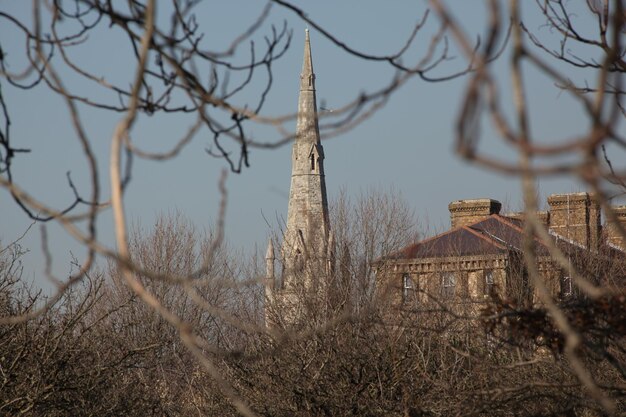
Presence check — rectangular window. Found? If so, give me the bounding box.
[560,275,572,298]
[441,272,456,298]
[484,270,494,296]
[402,274,416,304]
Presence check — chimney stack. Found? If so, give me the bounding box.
[547,192,601,250]
[605,205,626,249]
[449,199,502,228]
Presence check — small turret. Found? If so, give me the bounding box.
[327,230,335,276]
[265,238,276,283]
[265,238,277,318]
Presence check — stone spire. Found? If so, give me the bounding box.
[264,30,333,327]
[281,29,330,297]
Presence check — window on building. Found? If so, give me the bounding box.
[441,272,456,298]
[484,270,494,296]
[402,274,416,304]
[560,275,572,298]
[310,153,315,171]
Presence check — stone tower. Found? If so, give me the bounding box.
[266,30,333,325]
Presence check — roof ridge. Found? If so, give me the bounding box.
[491,213,552,250]
[461,225,509,250]
[400,223,469,250]
[492,213,524,231]
[384,222,495,259]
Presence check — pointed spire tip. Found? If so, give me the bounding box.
[300,27,314,90]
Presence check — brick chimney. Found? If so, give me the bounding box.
[547,192,601,250]
[605,205,626,249]
[449,199,502,228]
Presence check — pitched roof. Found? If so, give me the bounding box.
[389,214,550,260]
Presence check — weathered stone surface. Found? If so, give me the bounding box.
[266,30,331,326]
[282,29,329,280]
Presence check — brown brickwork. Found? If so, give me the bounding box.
[606,205,626,249]
[547,192,601,250]
[379,192,625,314]
[448,199,502,228]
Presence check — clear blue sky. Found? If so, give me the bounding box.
[1,1,623,289]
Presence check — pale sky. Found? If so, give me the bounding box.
[1,1,623,289]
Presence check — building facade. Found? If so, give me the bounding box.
[378,193,626,311]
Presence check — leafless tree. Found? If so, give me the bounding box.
[1,1,625,416]
[423,1,625,413]
[0,249,166,416]
[329,188,420,309]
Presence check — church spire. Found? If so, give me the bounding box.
[265,30,332,327]
[282,29,330,293]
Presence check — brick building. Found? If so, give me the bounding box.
[377,193,626,310]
